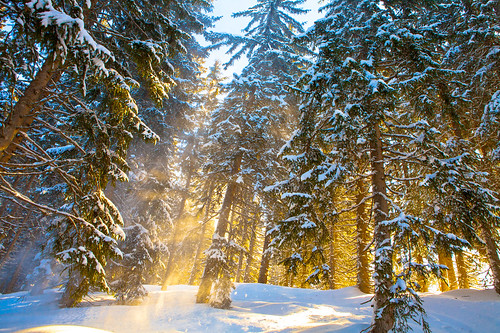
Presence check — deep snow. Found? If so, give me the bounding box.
[0,284,499,332]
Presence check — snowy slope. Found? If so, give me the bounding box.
[0,284,499,332]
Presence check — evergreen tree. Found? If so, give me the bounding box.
[196,0,310,308]
[439,0,500,293]
[108,2,215,298]
[0,0,211,306]
[275,0,493,331]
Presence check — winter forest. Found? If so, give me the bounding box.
[0,0,499,332]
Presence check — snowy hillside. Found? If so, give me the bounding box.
[1,284,499,332]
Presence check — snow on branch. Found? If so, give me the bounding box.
[27,0,112,60]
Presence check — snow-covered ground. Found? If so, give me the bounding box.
[0,284,499,332]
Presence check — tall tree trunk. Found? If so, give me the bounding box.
[288,271,295,287]
[479,220,500,294]
[0,54,61,158]
[415,253,429,292]
[235,211,249,283]
[235,249,245,283]
[258,224,272,284]
[356,179,371,293]
[438,250,450,292]
[188,220,207,285]
[328,222,337,289]
[196,153,242,303]
[243,214,258,283]
[444,253,458,290]
[455,252,470,289]
[439,83,494,292]
[161,221,181,289]
[370,121,394,333]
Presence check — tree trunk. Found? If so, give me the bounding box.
[0,54,60,158]
[438,250,450,292]
[479,220,500,294]
[258,224,272,284]
[196,153,242,303]
[188,220,207,285]
[328,222,336,289]
[415,253,429,292]
[439,83,499,292]
[235,249,245,283]
[455,252,470,289]
[356,179,371,293]
[243,215,258,283]
[443,253,458,290]
[236,211,249,283]
[370,121,394,333]
[161,227,180,289]
[188,185,214,285]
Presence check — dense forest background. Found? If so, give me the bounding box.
[0,0,499,332]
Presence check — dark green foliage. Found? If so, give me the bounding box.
[0,0,212,306]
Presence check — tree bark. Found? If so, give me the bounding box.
[196,153,242,303]
[479,220,500,294]
[188,220,207,285]
[243,215,258,283]
[369,121,394,333]
[0,55,60,158]
[438,250,450,292]
[257,224,272,284]
[455,252,470,289]
[415,253,429,292]
[356,179,371,293]
[235,210,249,283]
[328,222,337,289]
[235,249,245,283]
[444,253,458,290]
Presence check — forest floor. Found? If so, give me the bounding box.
[0,283,499,332]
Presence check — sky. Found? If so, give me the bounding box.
[203,0,324,78]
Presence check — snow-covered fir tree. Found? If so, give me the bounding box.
[271,0,499,331]
[438,0,500,294]
[196,0,310,308]
[0,0,212,307]
[167,61,228,287]
[107,1,215,300]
